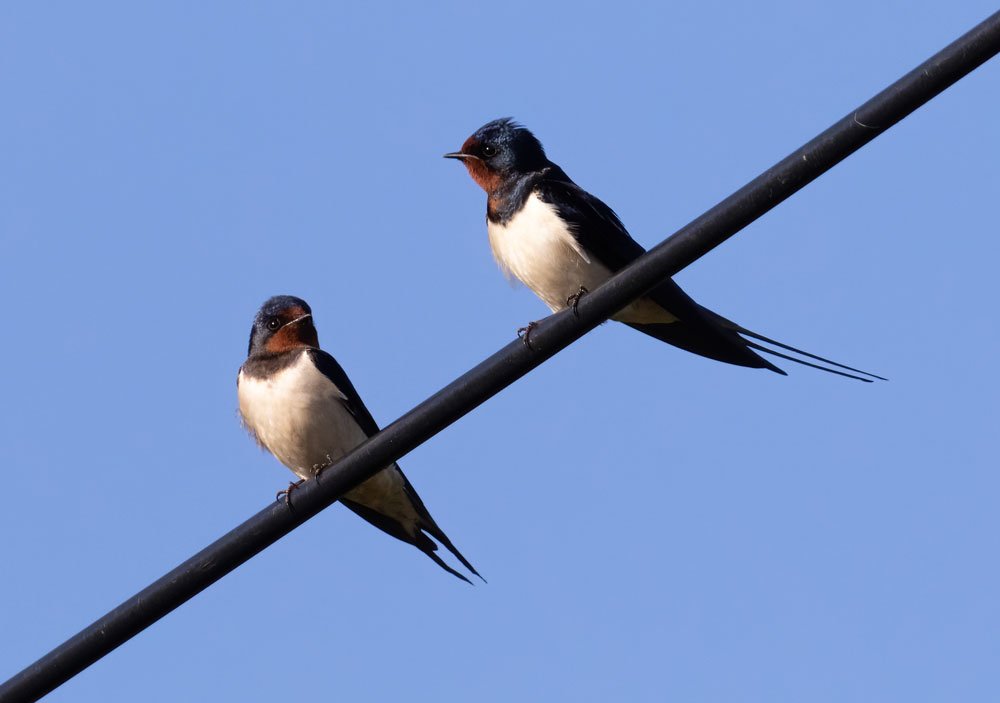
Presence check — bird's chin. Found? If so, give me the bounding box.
[463,160,500,193]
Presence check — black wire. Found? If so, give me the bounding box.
[3,10,999,703]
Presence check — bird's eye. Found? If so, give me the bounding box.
[482,144,497,157]
[266,318,281,331]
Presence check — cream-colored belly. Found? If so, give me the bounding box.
[238,354,367,478]
[237,354,416,527]
[487,193,675,324]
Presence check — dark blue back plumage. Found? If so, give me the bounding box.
[448,118,883,381]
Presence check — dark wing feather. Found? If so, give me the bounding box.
[307,348,381,437]
[534,169,648,270]
[338,497,474,584]
[534,173,882,379]
[306,348,482,581]
[534,174,776,370]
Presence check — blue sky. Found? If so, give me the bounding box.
[2,2,998,701]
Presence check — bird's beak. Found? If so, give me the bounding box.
[443,151,478,161]
[279,313,312,331]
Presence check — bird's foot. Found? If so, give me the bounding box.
[517,321,540,350]
[566,286,589,317]
[312,456,335,482]
[276,479,306,508]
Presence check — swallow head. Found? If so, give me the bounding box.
[444,118,548,193]
[247,295,319,356]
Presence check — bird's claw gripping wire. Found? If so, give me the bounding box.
[517,321,540,350]
[566,286,588,316]
[276,479,306,508]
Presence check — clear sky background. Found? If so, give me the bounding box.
[2,2,998,701]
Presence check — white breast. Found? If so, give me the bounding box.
[237,352,418,531]
[488,193,611,312]
[487,192,676,323]
[238,352,368,480]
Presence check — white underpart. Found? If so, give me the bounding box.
[487,192,676,324]
[237,352,420,533]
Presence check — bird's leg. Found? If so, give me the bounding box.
[276,479,306,508]
[566,286,589,317]
[517,321,540,350]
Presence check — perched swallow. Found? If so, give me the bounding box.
[237,295,481,583]
[446,118,883,381]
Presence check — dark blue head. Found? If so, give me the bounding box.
[444,118,550,192]
[247,295,319,356]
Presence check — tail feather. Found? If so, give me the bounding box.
[638,278,881,380]
[698,306,886,382]
[416,534,475,585]
[625,309,883,382]
[340,495,481,584]
[732,326,887,381]
[626,321,786,374]
[399,474,484,583]
[419,520,485,583]
[743,341,874,382]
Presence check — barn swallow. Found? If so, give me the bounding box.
[446,118,883,381]
[237,295,481,583]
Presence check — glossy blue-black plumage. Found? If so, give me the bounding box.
[450,118,883,380]
[247,295,313,356]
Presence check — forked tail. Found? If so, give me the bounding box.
[702,307,886,382]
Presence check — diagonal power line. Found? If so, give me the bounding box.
[3,10,999,703]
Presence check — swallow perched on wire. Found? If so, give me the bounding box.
[237,295,481,583]
[445,118,883,381]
